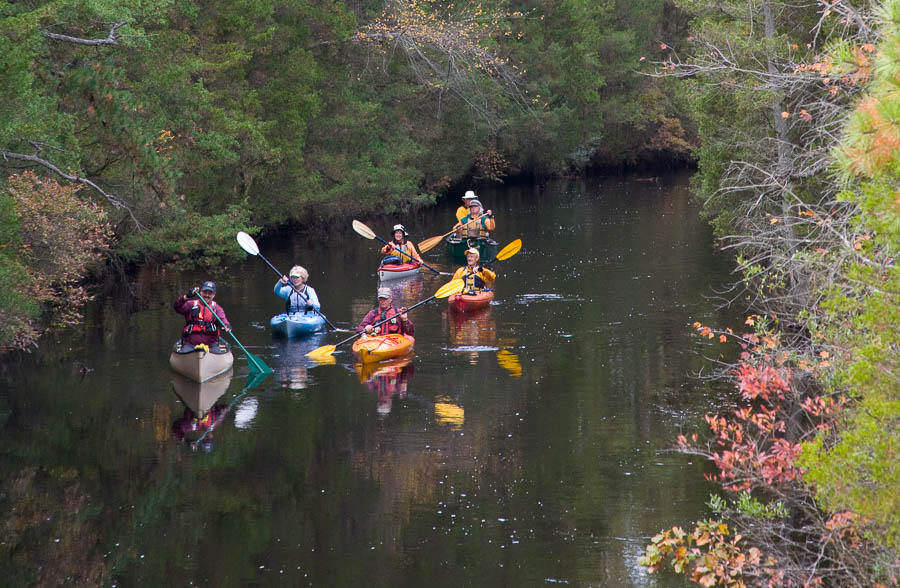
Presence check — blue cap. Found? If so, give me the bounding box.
[200,281,217,293]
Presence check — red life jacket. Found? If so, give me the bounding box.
[373,306,402,335]
[182,300,219,337]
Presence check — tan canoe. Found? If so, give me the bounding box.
[169,340,234,383]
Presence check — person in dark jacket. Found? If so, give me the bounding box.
[173,280,231,346]
[357,287,414,337]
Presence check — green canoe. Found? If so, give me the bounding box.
[445,236,499,263]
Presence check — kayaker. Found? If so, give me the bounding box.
[358,287,415,337]
[380,224,422,264]
[454,199,495,238]
[455,190,479,220]
[173,281,231,346]
[452,248,496,294]
[274,265,321,314]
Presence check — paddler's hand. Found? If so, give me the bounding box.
[364,325,374,335]
[453,222,462,231]
[186,286,199,298]
[399,307,408,321]
[279,274,289,285]
[485,209,493,217]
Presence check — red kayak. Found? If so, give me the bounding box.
[378,261,421,281]
[448,290,494,313]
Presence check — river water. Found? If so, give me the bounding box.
[1,172,738,586]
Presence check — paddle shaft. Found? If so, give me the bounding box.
[418,218,482,254]
[377,236,446,276]
[192,293,271,374]
[254,251,343,331]
[330,294,438,349]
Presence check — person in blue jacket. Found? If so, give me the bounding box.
[274,265,320,314]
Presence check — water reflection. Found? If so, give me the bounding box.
[355,358,415,415]
[443,306,496,364]
[170,369,232,447]
[270,334,333,389]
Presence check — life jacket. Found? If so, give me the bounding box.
[285,285,310,314]
[182,300,219,337]
[460,214,489,238]
[373,306,402,335]
[461,268,489,293]
[389,240,417,263]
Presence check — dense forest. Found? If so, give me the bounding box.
[2,0,899,584]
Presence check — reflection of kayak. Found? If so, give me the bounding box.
[449,290,494,313]
[355,357,412,383]
[446,236,498,262]
[378,261,421,281]
[169,340,234,383]
[170,369,233,416]
[270,312,326,337]
[352,334,415,364]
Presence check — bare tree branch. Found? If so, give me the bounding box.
[2,144,143,230]
[42,20,128,46]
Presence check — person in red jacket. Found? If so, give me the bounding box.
[357,287,414,337]
[173,280,231,346]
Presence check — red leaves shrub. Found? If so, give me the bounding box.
[7,172,113,332]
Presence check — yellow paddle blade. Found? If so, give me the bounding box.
[417,233,446,254]
[434,278,464,299]
[497,350,522,378]
[306,344,338,360]
[496,239,522,261]
[351,219,376,240]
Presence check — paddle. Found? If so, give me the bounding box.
[417,218,482,254]
[192,291,273,374]
[306,278,464,360]
[492,238,522,262]
[236,231,349,332]
[351,220,450,276]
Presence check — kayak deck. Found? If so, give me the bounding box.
[351,333,415,364]
[449,290,494,313]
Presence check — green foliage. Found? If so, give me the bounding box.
[709,492,789,520]
[0,191,40,348]
[798,0,900,554]
[117,204,258,270]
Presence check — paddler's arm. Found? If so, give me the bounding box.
[398,307,414,336]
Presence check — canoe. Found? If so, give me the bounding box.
[448,290,494,312]
[445,236,498,262]
[169,340,234,383]
[378,260,422,281]
[351,333,415,364]
[270,312,326,337]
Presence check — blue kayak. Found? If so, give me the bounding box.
[270,312,327,338]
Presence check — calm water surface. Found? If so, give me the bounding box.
[1,173,738,586]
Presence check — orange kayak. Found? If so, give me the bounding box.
[352,334,415,363]
[448,291,494,313]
